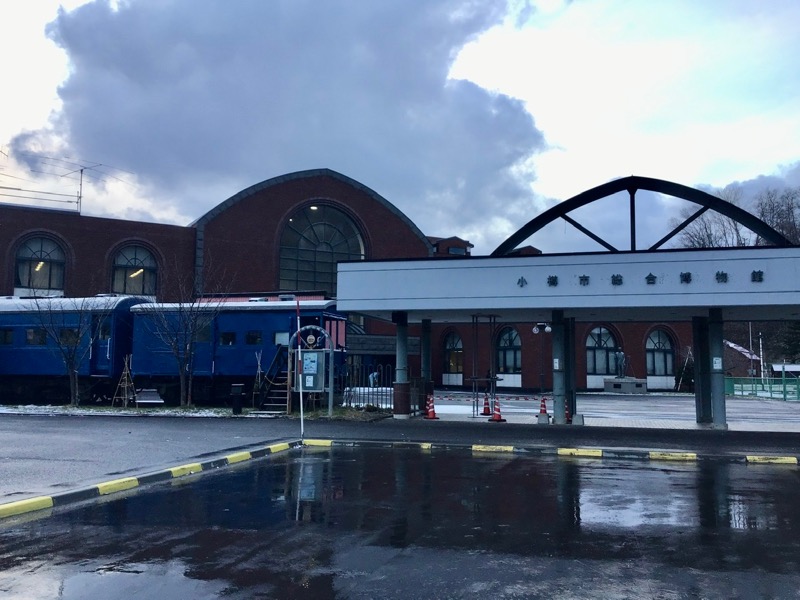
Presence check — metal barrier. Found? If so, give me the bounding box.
[726,377,800,401]
[334,363,425,413]
[337,363,395,410]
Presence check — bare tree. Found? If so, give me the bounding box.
[751,186,800,361]
[671,186,800,364]
[754,187,800,245]
[673,186,753,248]
[135,259,233,406]
[136,300,229,406]
[29,295,115,406]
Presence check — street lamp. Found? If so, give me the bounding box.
[532,323,551,393]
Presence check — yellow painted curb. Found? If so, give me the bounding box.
[0,496,54,518]
[225,451,252,464]
[746,455,798,464]
[267,442,291,453]
[558,448,603,458]
[472,444,515,453]
[649,451,697,461]
[304,439,333,447]
[169,463,204,478]
[97,477,139,495]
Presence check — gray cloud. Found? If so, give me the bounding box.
[12,0,545,254]
[715,161,800,204]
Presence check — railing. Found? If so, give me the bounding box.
[335,363,426,412]
[725,377,800,401]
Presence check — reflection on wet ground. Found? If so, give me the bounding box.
[2,447,800,599]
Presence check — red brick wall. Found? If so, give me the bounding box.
[0,205,194,299]
[0,171,431,303]
[199,171,432,293]
[431,320,693,391]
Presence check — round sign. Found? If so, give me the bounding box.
[306,334,316,345]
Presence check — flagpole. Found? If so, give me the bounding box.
[296,299,304,440]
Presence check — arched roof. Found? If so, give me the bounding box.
[191,168,433,252]
[492,175,793,257]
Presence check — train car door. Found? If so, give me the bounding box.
[90,315,112,376]
[191,321,214,377]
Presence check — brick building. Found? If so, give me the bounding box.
[0,168,690,392]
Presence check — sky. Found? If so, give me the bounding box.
[1,0,800,256]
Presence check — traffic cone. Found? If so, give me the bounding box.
[481,393,491,416]
[424,394,439,420]
[537,395,550,424]
[488,397,506,423]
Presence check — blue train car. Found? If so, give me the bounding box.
[0,295,150,403]
[130,298,347,405]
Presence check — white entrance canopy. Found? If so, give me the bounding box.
[337,246,800,324]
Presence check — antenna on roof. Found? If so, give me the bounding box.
[4,152,135,212]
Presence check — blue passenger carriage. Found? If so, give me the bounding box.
[130,297,347,406]
[0,295,150,403]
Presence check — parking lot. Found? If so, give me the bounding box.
[428,392,800,431]
[3,443,800,599]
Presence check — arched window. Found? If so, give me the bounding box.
[496,327,521,374]
[646,329,675,376]
[586,326,620,375]
[112,246,157,295]
[15,237,65,293]
[279,204,364,296]
[442,332,463,374]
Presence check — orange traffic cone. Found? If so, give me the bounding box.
[424,394,439,420]
[481,393,491,416]
[537,395,550,424]
[488,397,506,423]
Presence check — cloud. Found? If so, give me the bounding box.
[451,0,800,231]
[10,0,546,255]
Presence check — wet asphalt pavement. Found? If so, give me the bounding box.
[2,444,800,599]
[3,410,800,503]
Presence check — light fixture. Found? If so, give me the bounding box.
[532,323,552,334]
[309,205,318,211]
[34,261,44,272]
[129,268,144,278]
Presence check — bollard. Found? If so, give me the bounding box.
[230,383,244,415]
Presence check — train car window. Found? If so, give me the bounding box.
[274,331,290,346]
[25,328,47,345]
[220,332,236,346]
[59,328,79,345]
[98,323,112,341]
[245,330,262,345]
[196,324,211,343]
[0,329,13,345]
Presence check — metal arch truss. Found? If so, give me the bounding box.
[491,175,793,256]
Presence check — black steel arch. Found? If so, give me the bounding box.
[492,175,793,256]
